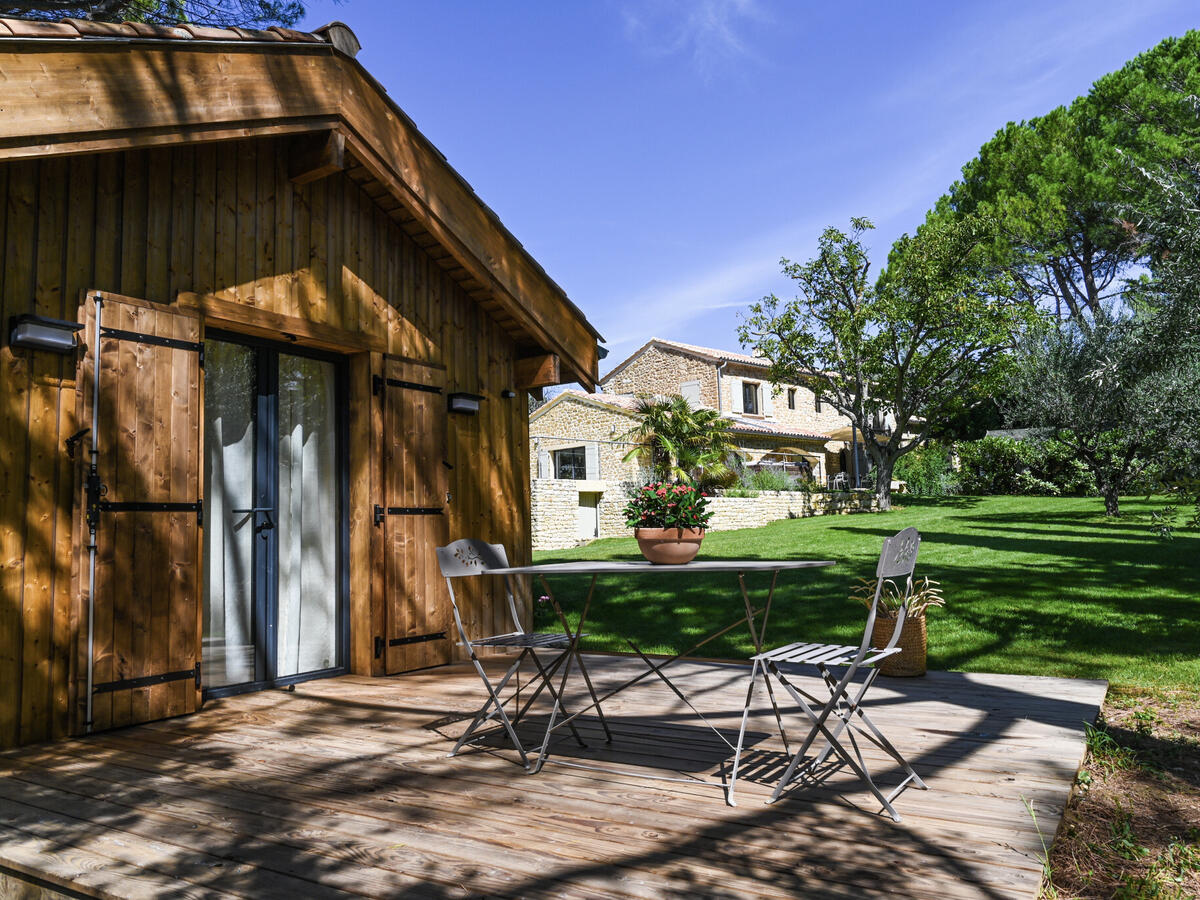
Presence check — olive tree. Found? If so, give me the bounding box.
[739,216,1029,510]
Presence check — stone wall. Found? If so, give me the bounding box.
[530,395,644,483]
[531,478,632,551]
[602,343,719,407]
[705,489,878,531]
[531,480,879,550]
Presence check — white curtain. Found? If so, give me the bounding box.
[275,354,337,677]
[202,341,256,688]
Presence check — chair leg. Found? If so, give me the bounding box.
[726,659,761,807]
[767,663,919,822]
[452,651,531,769]
[530,649,588,748]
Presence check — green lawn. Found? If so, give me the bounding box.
[531,495,1200,690]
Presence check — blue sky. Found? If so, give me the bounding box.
[299,0,1198,373]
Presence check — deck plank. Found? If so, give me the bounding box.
[0,656,1105,899]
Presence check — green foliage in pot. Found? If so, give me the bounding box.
[623,482,714,530]
[851,576,945,619]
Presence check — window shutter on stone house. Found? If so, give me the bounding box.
[584,442,600,480]
[537,449,552,479]
[730,377,743,414]
[680,380,701,407]
[761,383,774,416]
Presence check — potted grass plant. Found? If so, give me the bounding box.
[623,481,714,564]
[852,576,945,676]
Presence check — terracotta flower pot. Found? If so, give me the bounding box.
[634,527,705,564]
[871,613,928,677]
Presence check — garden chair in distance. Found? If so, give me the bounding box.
[727,526,927,820]
[435,539,611,769]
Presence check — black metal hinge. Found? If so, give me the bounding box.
[374,636,385,660]
[373,374,444,396]
[98,499,204,525]
[374,504,443,526]
[93,663,200,695]
[389,632,447,647]
[100,326,204,359]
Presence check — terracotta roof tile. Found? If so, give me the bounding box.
[651,338,769,368]
[62,18,137,37]
[269,25,323,43]
[0,16,350,49]
[230,26,284,41]
[1,18,78,36]
[179,23,240,40]
[549,390,830,442]
[123,21,191,38]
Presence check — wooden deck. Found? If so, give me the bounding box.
[0,655,1106,899]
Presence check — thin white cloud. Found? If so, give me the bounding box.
[621,0,769,75]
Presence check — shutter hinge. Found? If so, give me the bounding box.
[196,498,203,526]
[374,636,384,659]
[374,504,384,527]
[195,661,202,688]
[372,373,383,396]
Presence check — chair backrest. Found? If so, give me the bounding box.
[435,538,525,639]
[436,538,510,577]
[857,526,921,660]
[876,526,920,581]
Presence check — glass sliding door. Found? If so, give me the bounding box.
[276,354,339,677]
[202,341,258,689]
[202,334,346,697]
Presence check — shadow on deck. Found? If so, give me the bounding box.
[0,655,1106,899]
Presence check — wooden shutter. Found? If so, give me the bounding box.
[537,449,552,479]
[761,384,774,416]
[730,377,743,413]
[77,293,203,732]
[377,357,451,674]
[584,442,600,480]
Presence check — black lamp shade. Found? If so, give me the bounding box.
[9,314,84,354]
[447,392,484,414]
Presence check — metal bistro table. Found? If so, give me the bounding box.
[483,558,835,803]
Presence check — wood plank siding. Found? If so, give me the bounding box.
[0,39,601,388]
[0,135,540,748]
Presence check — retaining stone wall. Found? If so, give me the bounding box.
[532,482,879,551]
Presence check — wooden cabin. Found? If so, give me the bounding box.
[0,19,601,750]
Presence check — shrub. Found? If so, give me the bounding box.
[747,468,794,492]
[721,486,760,498]
[894,443,959,496]
[956,435,1096,496]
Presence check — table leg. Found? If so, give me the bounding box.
[531,573,596,774]
[740,571,790,757]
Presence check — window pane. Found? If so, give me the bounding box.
[555,447,587,479]
[743,383,758,414]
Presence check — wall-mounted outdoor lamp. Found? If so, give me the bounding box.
[448,392,485,415]
[8,314,84,354]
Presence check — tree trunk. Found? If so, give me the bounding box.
[1102,485,1121,517]
[874,457,894,511]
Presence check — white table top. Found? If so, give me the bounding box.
[485,559,836,576]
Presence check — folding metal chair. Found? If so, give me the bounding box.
[435,539,610,769]
[728,526,927,820]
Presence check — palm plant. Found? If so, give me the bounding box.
[620,395,739,487]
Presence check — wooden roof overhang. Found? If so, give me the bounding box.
[0,29,602,387]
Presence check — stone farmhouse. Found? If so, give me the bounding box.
[529,338,871,548]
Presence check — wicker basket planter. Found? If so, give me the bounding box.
[871,613,928,677]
